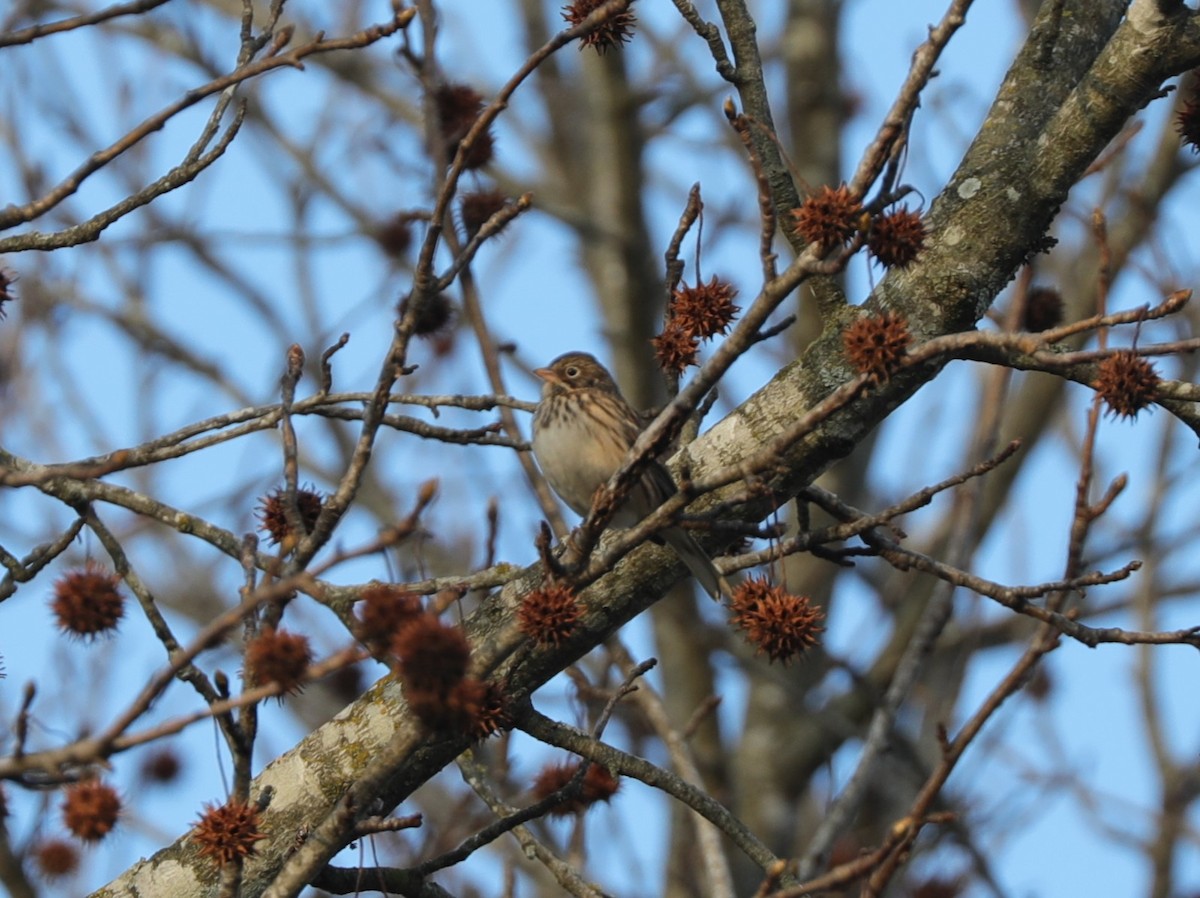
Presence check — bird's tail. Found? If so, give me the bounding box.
[663,528,732,601]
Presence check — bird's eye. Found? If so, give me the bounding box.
[565,365,579,378]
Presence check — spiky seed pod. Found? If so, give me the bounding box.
[867,207,926,269]
[191,799,268,867]
[403,687,450,732]
[517,582,582,647]
[1177,92,1200,153]
[374,212,419,258]
[790,184,863,251]
[356,584,422,646]
[1094,350,1160,420]
[729,577,824,664]
[33,839,80,880]
[531,761,620,816]
[434,83,483,150]
[842,310,912,383]
[670,276,740,340]
[140,748,183,784]
[244,628,313,696]
[397,292,457,339]
[51,562,125,639]
[256,486,324,548]
[580,763,620,806]
[562,0,637,54]
[460,129,495,170]
[460,189,509,240]
[531,761,574,801]
[433,83,495,168]
[651,323,700,375]
[471,680,513,740]
[62,781,121,842]
[406,676,489,734]
[0,266,15,318]
[1021,285,1064,332]
[392,614,470,692]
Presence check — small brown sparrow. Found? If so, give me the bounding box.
[531,351,729,599]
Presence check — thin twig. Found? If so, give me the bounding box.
[0,11,416,236]
[0,0,175,48]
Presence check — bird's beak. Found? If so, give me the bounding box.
[534,367,559,385]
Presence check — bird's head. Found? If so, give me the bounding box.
[534,352,617,395]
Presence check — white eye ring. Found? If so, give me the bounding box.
[565,366,579,378]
